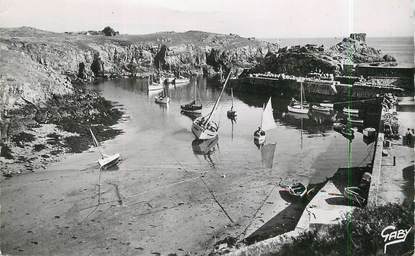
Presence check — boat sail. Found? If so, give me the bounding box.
[89,128,120,169]
[227,88,237,119]
[254,97,276,144]
[181,81,202,113]
[191,72,231,140]
[288,81,309,114]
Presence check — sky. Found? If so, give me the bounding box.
[0,0,413,38]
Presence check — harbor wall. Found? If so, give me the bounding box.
[230,77,404,99]
[367,133,385,206]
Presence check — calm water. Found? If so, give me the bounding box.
[265,37,414,64]
[95,77,374,185]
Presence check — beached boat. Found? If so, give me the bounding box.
[288,182,307,198]
[227,88,237,119]
[288,81,309,114]
[181,82,202,113]
[253,97,276,144]
[89,128,120,169]
[191,72,231,140]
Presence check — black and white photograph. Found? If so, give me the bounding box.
[0,0,414,255]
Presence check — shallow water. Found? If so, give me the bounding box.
[93,77,375,184]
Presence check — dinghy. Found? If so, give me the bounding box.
[191,72,231,140]
[155,86,170,104]
[89,128,120,169]
[287,182,308,198]
[155,93,170,104]
[227,88,237,119]
[253,97,276,144]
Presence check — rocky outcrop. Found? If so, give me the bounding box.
[0,27,276,110]
[245,34,397,77]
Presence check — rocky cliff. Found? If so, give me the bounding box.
[246,33,396,76]
[0,27,277,110]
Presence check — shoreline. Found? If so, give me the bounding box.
[0,79,124,178]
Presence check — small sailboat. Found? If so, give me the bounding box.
[89,128,120,169]
[191,72,231,140]
[253,97,276,144]
[288,81,309,114]
[227,88,237,119]
[181,81,202,113]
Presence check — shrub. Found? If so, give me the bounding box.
[273,203,414,256]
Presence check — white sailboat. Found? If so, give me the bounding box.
[191,72,231,140]
[89,128,120,169]
[288,81,309,114]
[253,97,277,144]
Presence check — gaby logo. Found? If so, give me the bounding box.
[381,226,412,254]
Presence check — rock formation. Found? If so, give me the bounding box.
[0,27,276,109]
[246,33,397,76]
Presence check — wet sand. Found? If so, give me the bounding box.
[0,78,374,255]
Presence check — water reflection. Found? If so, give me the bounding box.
[229,117,236,140]
[181,111,201,121]
[191,136,219,167]
[260,143,277,168]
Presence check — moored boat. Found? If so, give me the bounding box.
[311,104,332,113]
[254,97,276,144]
[288,81,309,114]
[191,72,231,140]
[181,81,202,113]
[227,88,237,119]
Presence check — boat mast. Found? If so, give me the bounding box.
[204,71,231,124]
[231,88,234,108]
[89,128,104,158]
[260,102,265,129]
[300,82,303,110]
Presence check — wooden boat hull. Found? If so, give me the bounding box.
[148,84,164,91]
[181,104,202,114]
[311,105,332,113]
[155,96,170,104]
[98,153,120,169]
[192,118,218,140]
[288,105,309,114]
[253,134,265,144]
